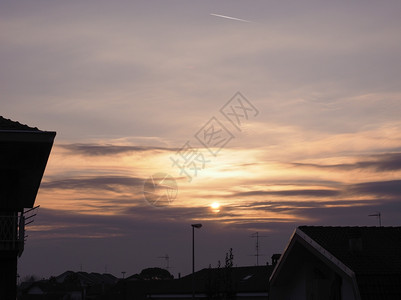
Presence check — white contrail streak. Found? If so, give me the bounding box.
[210,13,252,23]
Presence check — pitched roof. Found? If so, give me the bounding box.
[179,265,271,294]
[55,270,118,285]
[120,265,272,297]
[299,226,401,275]
[0,116,40,131]
[299,226,401,299]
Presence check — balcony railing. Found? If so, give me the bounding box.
[0,214,24,253]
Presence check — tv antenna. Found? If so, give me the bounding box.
[250,232,267,266]
[368,212,382,227]
[158,254,170,271]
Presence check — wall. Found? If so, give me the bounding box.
[270,247,357,300]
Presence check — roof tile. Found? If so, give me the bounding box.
[0,116,39,131]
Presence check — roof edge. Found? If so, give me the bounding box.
[296,227,361,300]
[296,227,354,277]
[269,227,362,300]
[0,130,56,142]
[269,228,297,283]
[0,116,40,131]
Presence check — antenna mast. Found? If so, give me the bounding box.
[250,232,267,266]
[158,254,170,271]
[368,212,382,227]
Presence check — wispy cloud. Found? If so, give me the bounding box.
[41,176,144,192]
[210,13,252,23]
[349,180,401,197]
[230,189,340,198]
[248,199,377,212]
[60,143,178,156]
[292,153,401,172]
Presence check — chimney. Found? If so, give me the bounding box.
[271,254,281,266]
[348,231,363,253]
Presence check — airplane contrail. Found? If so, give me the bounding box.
[210,13,252,23]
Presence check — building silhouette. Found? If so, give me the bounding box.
[0,116,55,299]
[270,226,401,299]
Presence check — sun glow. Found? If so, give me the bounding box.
[210,202,221,213]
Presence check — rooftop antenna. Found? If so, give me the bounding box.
[121,271,126,279]
[250,232,267,266]
[158,254,170,271]
[368,212,382,227]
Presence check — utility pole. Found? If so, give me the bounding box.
[191,224,202,299]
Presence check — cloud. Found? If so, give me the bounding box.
[41,176,144,192]
[29,204,237,240]
[349,180,401,197]
[247,199,375,212]
[357,153,401,171]
[29,211,127,239]
[210,13,252,23]
[292,152,401,172]
[230,189,341,198]
[6,0,401,281]
[236,197,400,227]
[60,143,178,156]
[288,198,401,227]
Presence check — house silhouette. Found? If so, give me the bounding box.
[270,226,401,299]
[112,265,274,299]
[0,116,55,299]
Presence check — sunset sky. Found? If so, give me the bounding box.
[1,0,401,280]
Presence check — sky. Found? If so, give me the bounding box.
[1,0,401,280]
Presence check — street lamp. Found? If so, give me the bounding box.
[191,223,202,299]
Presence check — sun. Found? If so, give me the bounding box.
[210,202,221,213]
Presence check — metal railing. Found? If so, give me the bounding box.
[0,206,38,255]
[0,214,23,251]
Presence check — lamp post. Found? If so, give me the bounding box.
[191,223,202,299]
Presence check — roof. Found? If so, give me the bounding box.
[180,265,271,294]
[20,272,118,299]
[299,226,401,299]
[0,117,56,210]
[55,270,118,285]
[299,226,401,275]
[0,116,40,131]
[118,265,272,298]
[21,280,79,295]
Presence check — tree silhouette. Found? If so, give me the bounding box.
[225,248,234,268]
[21,275,39,283]
[139,267,173,280]
[223,248,235,300]
[206,248,236,299]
